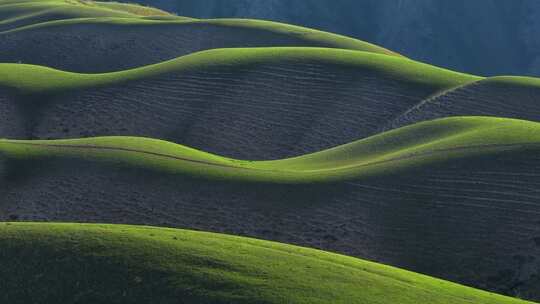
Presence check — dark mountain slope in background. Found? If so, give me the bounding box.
[123,0,540,77]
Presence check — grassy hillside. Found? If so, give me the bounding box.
[1,2,540,302]
[0,0,172,31]
[0,222,534,304]
[0,47,475,94]
[0,0,171,16]
[2,117,540,300]
[89,1,172,16]
[0,48,538,160]
[0,2,402,72]
[0,47,482,159]
[0,116,538,183]
[126,0,540,77]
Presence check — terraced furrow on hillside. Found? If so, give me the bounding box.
[387,77,540,130]
[0,48,477,159]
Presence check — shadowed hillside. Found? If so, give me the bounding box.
[2,48,540,161]
[0,48,476,159]
[1,117,540,298]
[0,0,171,31]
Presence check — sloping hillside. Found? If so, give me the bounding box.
[1,117,540,298]
[1,2,539,302]
[0,0,171,31]
[0,116,537,182]
[113,0,540,77]
[0,1,398,72]
[0,47,478,159]
[0,222,535,304]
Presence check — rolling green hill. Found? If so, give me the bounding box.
[0,1,400,72]
[0,47,481,159]
[1,117,540,299]
[0,116,538,183]
[121,0,540,78]
[1,2,540,302]
[0,0,171,31]
[2,47,540,160]
[0,47,464,94]
[0,222,534,304]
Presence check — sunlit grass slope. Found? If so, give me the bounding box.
[0,116,538,183]
[0,222,534,304]
[482,75,540,87]
[5,46,538,104]
[0,0,170,16]
[88,1,171,16]
[0,47,478,95]
[0,0,172,31]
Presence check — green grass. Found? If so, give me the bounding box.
[1,116,539,183]
[481,75,540,88]
[0,47,479,95]
[0,3,537,303]
[0,1,132,27]
[0,0,176,31]
[86,1,171,16]
[0,222,534,304]
[0,0,170,17]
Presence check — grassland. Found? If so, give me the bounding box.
[0,0,170,17]
[1,2,539,302]
[0,116,538,183]
[0,222,534,304]
[0,47,478,94]
[5,45,539,107]
[0,0,174,32]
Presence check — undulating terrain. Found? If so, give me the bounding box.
[112,0,540,77]
[2,222,534,304]
[1,1,539,303]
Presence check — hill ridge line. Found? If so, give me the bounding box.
[3,139,540,175]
